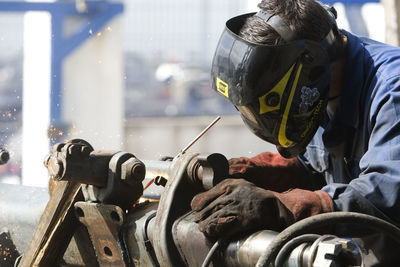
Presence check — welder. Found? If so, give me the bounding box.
[190,0,400,265]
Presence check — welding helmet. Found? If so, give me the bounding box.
[211,7,340,158]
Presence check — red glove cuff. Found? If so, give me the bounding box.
[315,190,335,214]
[273,189,334,223]
[228,152,306,192]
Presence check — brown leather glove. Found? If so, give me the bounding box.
[191,178,333,237]
[228,152,307,192]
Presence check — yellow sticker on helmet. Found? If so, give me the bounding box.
[216,77,229,98]
[278,64,303,148]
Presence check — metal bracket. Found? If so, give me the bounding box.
[74,201,127,267]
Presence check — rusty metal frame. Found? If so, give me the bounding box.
[74,201,129,267]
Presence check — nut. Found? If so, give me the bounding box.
[121,157,146,184]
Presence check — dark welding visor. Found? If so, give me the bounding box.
[211,13,331,158]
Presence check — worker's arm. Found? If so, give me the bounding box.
[317,78,400,226]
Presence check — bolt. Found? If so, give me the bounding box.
[121,157,146,184]
[131,162,146,182]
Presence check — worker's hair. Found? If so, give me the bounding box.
[240,0,344,50]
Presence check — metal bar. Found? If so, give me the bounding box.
[61,3,124,58]
[180,116,221,154]
[143,160,172,180]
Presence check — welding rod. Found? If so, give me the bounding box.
[180,116,221,154]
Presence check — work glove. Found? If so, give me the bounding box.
[191,178,333,238]
[228,152,307,192]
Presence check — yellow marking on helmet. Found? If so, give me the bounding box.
[259,65,295,114]
[216,77,229,98]
[278,64,303,148]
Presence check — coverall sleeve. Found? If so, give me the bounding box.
[322,78,400,226]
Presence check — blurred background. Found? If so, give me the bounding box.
[0,0,395,186]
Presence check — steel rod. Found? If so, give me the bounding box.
[180,116,221,154]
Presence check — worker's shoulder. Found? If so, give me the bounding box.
[359,36,400,82]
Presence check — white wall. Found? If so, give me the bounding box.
[124,115,276,161]
[63,19,124,150]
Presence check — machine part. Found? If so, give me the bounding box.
[312,236,362,267]
[121,157,146,186]
[0,229,20,267]
[74,201,128,267]
[124,201,160,266]
[154,176,168,187]
[81,151,145,210]
[151,152,202,266]
[172,210,362,267]
[179,116,221,155]
[143,160,172,181]
[43,139,111,187]
[141,152,229,266]
[172,212,216,266]
[274,234,320,267]
[0,148,10,165]
[256,212,400,267]
[201,238,225,267]
[142,152,229,199]
[186,153,229,190]
[45,139,145,209]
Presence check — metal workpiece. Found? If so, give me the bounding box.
[121,157,146,185]
[44,139,111,187]
[224,231,314,267]
[144,153,229,190]
[224,230,279,267]
[172,211,364,267]
[172,211,220,266]
[312,236,362,267]
[186,153,229,190]
[125,201,159,266]
[74,202,128,267]
[143,160,173,181]
[151,152,202,267]
[82,151,145,210]
[44,139,145,209]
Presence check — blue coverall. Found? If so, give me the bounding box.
[300,30,400,265]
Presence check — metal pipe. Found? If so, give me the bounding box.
[143,160,173,180]
[223,230,311,267]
